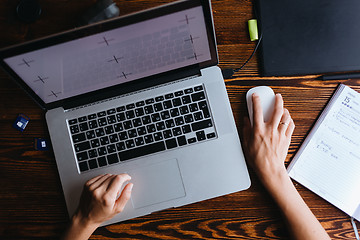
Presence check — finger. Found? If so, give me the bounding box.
[86,174,113,191]
[278,108,291,134]
[114,183,133,213]
[86,174,107,186]
[285,118,295,138]
[271,94,284,128]
[106,174,132,196]
[252,93,264,128]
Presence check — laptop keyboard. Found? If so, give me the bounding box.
[68,85,217,173]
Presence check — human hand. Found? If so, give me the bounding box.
[75,173,133,227]
[242,93,295,187]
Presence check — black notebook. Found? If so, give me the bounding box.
[256,0,360,76]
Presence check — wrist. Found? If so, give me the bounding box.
[257,166,290,192]
[71,211,99,236]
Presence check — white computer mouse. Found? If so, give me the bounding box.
[246,86,275,126]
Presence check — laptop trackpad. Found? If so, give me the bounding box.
[129,158,186,209]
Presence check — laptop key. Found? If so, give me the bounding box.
[75,141,91,152]
[88,114,97,120]
[126,110,135,119]
[126,103,135,110]
[174,90,184,97]
[125,139,135,148]
[97,147,107,156]
[90,139,100,148]
[119,131,128,140]
[154,103,163,112]
[107,144,117,153]
[114,141,124,151]
[179,105,189,115]
[172,98,182,107]
[144,134,154,144]
[97,156,107,167]
[188,137,197,144]
[98,117,107,126]
[137,126,147,135]
[88,149,98,158]
[116,112,126,121]
[88,120,98,129]
[182,95,191,104]
[135,108,144,117]
[196,130,206,141]
[177,136,187,146]
[153,132,163,141]
[107,109,116,115]
[165,138,177,149]
[155,96,164,102]
[78,116,87,122]
[145,98,154,104]
[79,122,89,132]
[144,125,155,134]
[165,93,174,99]
[193,111,204,121]
[97,111,106,117]
[136,101,145,107]
[100,136,109,145]
[132,118,142,127]
[123,120,133,130]
[72,133,86,143]
[116,106,125,112]
[114,123,123,132]
[191,91,205,102]
[86,130,96,140]
[69,119,78,125]
[88,159,98,169]
[118,141,166,161]
[135,137,145,146]
[104,126,114,134]
[107,115,116,124]
[194,85,203,92]
[107,153,119,164]
[182,124,191,134]
[191,119,213,131]
[95,128,105,137]
[79,161,89,172]
[77,151,88,161]
[70,125,79,134]
[184,88,193,94]
[109,134,119,143]
[151,113,161,122]
[142,115,151,124]
[144,105,154,114]
[207,132,216,139]
[163,100,172,109]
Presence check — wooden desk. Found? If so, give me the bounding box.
[0,0,359,239]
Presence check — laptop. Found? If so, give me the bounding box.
[0,0,250,225]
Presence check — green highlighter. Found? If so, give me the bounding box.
[248,19,259,41]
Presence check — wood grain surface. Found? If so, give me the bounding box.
[1,0,359,239]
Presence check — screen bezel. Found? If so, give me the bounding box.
[0,0,217,110]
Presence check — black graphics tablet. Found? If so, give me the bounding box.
[256,0,360,76]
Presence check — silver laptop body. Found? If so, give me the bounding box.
[0,0,250,226]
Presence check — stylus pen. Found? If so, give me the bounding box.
[319,73,360,80]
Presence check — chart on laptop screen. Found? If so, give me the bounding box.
[4,6,211,104]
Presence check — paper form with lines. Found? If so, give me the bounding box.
[288,84,360,221]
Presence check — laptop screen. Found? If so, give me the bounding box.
[0,0,217,109]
